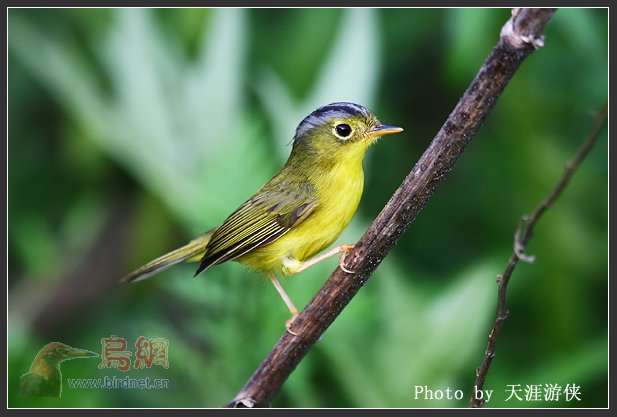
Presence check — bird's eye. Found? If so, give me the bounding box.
[335,124,352,138]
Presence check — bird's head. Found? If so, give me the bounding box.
[291,102,403,163]
[37,342,98,364]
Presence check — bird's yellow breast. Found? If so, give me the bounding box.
[238,156,365,275]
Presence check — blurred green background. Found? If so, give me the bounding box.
[8,8,607,408]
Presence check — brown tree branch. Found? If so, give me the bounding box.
[226,8,557,408]
[469,104,608,408]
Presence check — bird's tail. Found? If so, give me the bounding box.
[121,230,214,283]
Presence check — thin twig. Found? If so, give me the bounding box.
[227,8,557,408]
[469,104,607,408]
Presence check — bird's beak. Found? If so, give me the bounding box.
[65,348,99,359]
[367,124,404,138]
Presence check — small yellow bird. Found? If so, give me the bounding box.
[123,102,403,332]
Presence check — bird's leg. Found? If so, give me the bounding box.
[268,272,300,335]
[273,244,356,334]
[292,244,356,274]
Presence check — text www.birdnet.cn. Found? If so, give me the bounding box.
[66,376,169,390]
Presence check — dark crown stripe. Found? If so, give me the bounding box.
[313,102,367,118]
[294,102,372,142]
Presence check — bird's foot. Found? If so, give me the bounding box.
[285,311,300,336]
[339,244,356,273]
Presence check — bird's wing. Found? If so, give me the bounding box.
[195,183,317,275]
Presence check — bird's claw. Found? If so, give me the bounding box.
[339,245,355,273]
[285,311,300,336]
[339,260,355,274]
